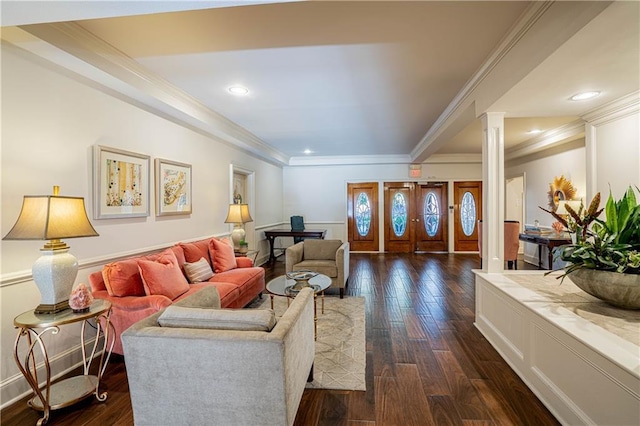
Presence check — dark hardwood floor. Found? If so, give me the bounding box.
[2,253,557,426]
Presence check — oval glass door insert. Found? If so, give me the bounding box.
[461,191,476,236]
[392,192,408,237]
[424,192,439,237]
[355,192,371,237]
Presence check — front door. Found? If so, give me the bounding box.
[453,181,482,251]
[415,183,448,252]
[383,182,448,252]
[347,182,379,251]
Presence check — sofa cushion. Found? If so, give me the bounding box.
[158,305,277,331]
[102,259,146,297]
[180,240,212,265]
[303,239,343,260]
[182,282,240,307]
[138,249,190,300]
[210,238,237,273]
[293,260,338,278]
[183,257,215,283]
[172,286,221,309]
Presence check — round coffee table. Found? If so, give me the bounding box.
[266,273,331,339]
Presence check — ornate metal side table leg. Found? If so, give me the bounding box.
[14,326,58,426]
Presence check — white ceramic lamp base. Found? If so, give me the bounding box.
[230,225,245,251]
[32,248,79,314]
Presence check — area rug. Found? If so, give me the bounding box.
[248,294,366,391]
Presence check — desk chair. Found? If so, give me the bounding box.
[290,215,305,244]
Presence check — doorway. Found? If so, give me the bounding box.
[383,182,448,252]
[230,165,255,247]
[506,175,525,254]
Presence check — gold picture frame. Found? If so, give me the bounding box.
[94,145,150,219]
[155,158,192,216]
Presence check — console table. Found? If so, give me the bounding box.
[264,229,326,264]
[518,232,570,269]
[13,301,114,425]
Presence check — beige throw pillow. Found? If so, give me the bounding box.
[183,257,214,283]
[158,306,277,332]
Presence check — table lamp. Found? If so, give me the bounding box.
[556,199,582,217]
[3,186,99,314]
[224,203,253,250]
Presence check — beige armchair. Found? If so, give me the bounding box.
[121,287,315,426]
[285,239,350,298]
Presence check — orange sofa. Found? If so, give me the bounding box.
[89,237,265,355]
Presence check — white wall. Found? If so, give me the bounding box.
[0,44,284,406]
[506,141,586,267]
[593,111,640,199]
[283,162,482,250]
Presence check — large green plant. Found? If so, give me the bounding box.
[544,186,640,277]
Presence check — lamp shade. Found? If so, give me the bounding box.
[3,195,99,242]
[224,204,253,224]
[556,199,582,216]
[3,188,99,314]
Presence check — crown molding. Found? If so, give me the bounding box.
[410,1,554,161]
[581,91,640,126]
[12,22,291,166]
[288,154,411,167]
[505,119,585,161]
[423,154,482,164]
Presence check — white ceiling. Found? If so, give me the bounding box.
[2,1,639,165]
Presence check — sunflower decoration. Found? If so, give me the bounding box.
[547,175,577,211]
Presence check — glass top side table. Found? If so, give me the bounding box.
[13,300,114,426]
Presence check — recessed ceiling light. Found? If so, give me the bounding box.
[228,86,249,95]
[570,91,600,101]
[303,149,313,155]
[527,129,543,134]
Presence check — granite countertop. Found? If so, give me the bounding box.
[505,273,640,346]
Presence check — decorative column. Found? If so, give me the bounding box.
[481,112,505,273]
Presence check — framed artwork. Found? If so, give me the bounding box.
[155,158,192,216]
[94,145,150,219]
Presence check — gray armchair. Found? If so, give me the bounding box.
[121,287,315,426]
[285,239,350,298]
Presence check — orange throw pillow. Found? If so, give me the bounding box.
[210,238,238,273]
[102,259,146,297]
[180,240,212,265]
[138,249,190,300]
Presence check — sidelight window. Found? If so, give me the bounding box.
[355,192,371,237]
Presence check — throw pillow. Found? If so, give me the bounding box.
[158,306,277,331]
[180,239,212,265]
[210,238,238,273]
[183,257,215,283]
[138,249,190,300]
[102,259,146,297]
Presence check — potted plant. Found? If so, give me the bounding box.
[541,186,640,309]
[238,240,249,254]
